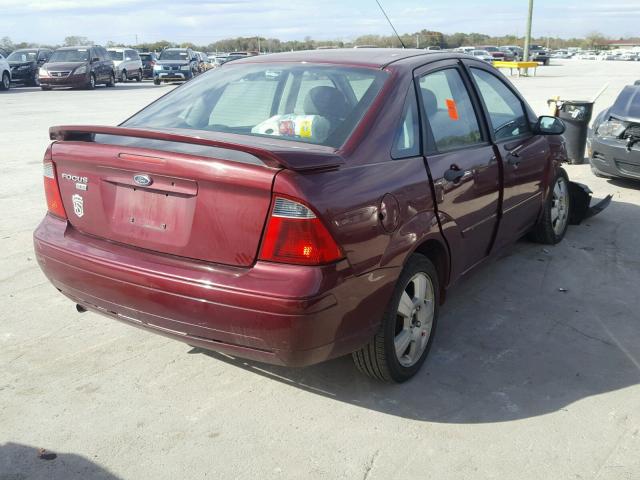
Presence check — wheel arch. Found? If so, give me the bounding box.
[412,238,450,305]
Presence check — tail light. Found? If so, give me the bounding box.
[43,150,67,219]
[259,196,343,266]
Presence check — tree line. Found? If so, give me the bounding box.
[0,31,617,55]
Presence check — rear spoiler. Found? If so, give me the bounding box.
[49,125,345,172]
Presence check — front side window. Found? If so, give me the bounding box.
[124,64,388,148]
[419,68,482,152]
[470,68,530,141]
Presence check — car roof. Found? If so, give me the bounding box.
[57,46,97,50]
[232,48,467,69]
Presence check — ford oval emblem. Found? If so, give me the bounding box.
[133,174,153,187]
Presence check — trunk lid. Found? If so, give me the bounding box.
[49,126,343,267]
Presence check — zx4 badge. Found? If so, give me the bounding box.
[72,194,84,218]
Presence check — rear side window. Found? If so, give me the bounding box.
[123,64,388,148]
[392,86,420,159]
[470,68,530,141]
[419,69,482,152]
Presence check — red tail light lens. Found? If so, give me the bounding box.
[259,197,343,266]
[43,160,67,219]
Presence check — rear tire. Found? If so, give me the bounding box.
[529,168,571,244]
[106,72,115,87]
[121,69,127,82]
[153,78,161,85]
[40,85,51,91]
[353,254,439,383]
[136,69,142,82]
[0,72,10,91]
[86,73,96,90]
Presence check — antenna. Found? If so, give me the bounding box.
[374,0,406,49]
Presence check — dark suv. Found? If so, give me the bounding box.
[35,50,602,382]
[39,46,116,90]
[7,48,53,86]
[153,48,198,84]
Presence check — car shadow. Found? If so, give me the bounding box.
[0,442,122,480]
[192,198,640,424]
[607,177,640,190]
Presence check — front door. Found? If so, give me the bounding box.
[415,62,501,278]
[466,63,548,248]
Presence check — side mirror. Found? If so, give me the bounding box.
[535,116,565,135]
[92,57,100,63]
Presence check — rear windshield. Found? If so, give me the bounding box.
[50,49,89,62]
[140,54,151,60]
[123,64,388,148]
[159,50,189,61]
[8,50,37,62]
[107,50,124,61]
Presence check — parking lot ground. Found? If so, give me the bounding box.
[1,63,639,480]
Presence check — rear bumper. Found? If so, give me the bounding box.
[589,136,640,180]
[34,215,396,366]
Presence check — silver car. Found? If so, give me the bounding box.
[107,48,143,82]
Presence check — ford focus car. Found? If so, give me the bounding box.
[35,49,587,382]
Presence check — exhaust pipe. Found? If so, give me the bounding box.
[76,304,87,313]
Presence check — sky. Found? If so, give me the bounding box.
[0,0,638,45]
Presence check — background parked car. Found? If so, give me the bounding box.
[153,48,198,85]
[139,52,158,79]
[0,52,11,91]
[498,46,520,61]
[39,45,115,90]
[589,82,640,181]
[195,52,213,72]
[107,48,143,82]
[7,48,52,86]
[501,45,523,60]
[529,45,551,65]
[477,46,506,61]
[470,49,494,62]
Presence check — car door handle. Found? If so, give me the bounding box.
[444,167,467,182]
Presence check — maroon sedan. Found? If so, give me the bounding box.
[34,49,572,382]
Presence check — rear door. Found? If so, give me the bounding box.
[465,62,547,248]
[415,60,501,277]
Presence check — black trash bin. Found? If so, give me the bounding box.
[557,101,594,164]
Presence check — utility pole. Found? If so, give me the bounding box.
[523,0,533,61]
[416,34,419,49]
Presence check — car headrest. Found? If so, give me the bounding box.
[421,88,438,115]
[304,86,348,119]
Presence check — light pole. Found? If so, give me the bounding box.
[523,0,534,61]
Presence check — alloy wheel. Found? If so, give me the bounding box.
[551,176,569,236]
[394,272,435,367]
